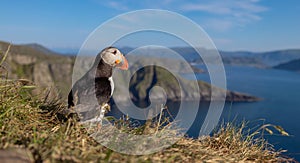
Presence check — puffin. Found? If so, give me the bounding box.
[68,47,128,122]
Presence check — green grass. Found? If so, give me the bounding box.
[0,47,296,162]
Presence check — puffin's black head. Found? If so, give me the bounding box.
[98,47,128,70]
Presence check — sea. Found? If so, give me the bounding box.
[182,65,300,161]
[109,65,300,161]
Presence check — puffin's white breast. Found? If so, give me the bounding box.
[108,77,114,96]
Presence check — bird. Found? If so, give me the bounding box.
[68,47,128,123]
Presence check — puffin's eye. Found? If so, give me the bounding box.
[112,50,117,55]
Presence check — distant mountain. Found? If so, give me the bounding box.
[50,46,300,68]
[0,41,63,58]
[207,49,300,67]
[119,47,300,68]
[258,49,300,66]
[0,41,258,102]
[117,47,265,67]
[216,50,300,67]
[23,43,59,55]
[273,59,300,72]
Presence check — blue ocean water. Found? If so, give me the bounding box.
[110,65,300,160]
[183,65,300,160]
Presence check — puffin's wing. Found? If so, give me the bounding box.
[67,89,74,108]
[68,84,81,108]
[68,75,112,107]
[95,77,112,105]
[67,79,84,108]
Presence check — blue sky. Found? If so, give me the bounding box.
[0,0,299,52]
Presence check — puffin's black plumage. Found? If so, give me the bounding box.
[68,59,113,108]
[68,47,128,109]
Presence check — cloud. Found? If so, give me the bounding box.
[181,0,268,15]
[182,3,232,14]
[204,19,234,32]
[181,0,268,30]
[95,0,268,31]
[92,0,130,11]
[107,1,129,11]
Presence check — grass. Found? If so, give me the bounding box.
[0,47,296,162]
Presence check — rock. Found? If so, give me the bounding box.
[113,65,259,102]
[13,54,37,65]
[0,148,34,163]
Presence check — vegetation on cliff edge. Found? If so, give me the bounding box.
[0,79,294,162]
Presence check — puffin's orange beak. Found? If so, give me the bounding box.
[116,55,128,70]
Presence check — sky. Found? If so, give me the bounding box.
[0,0,299,52]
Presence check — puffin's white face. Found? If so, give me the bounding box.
[101,47,128,70]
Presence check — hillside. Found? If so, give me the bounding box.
[113,64,259,102]
[0,41,258,102]
[273,59,300,72]
[42,46,300,68]
[121,47,300,67]
[120,47,265,67]
[258,50,300,66]
[0,77,293,162]
[220,50,300,67]
[0,41,74,98]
